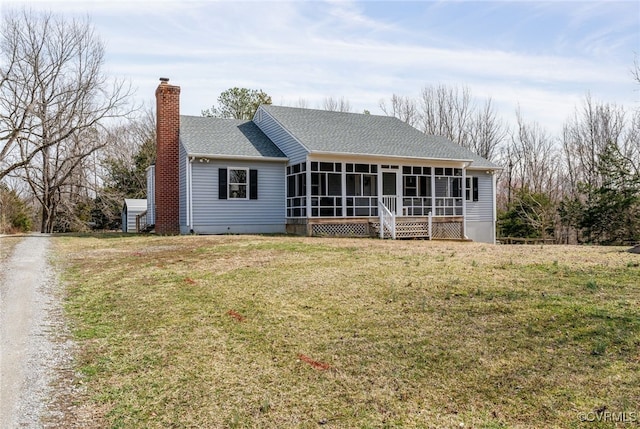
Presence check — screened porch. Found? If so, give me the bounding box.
[285,161,470,239]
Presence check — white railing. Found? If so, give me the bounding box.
[382,195,397,215]
[378,199,396,239]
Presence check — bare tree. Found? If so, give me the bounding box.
[379,94,419,126]
[294,98,309,109]
[0,9,133,231]
[413,84,505,161]
[95,108,156,229]
[418,84,474,148]
[467,98,507,161]
[562,94,626,193]
[509,109,560,195]
[620,109,640,177]
[21,126,98,232]
[322,96,352,112]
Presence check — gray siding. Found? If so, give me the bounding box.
[466,171,495,244]
[179,143,188,229]
[189,159,286,234]
[465,171,494,222]
[255,108,309,164]
[466,221,495,244]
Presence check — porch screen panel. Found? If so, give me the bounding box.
[434,167,463,216]
[286,162,307,218]
[345,163,378,217]
[402,166,432,216]
[310,162,342,217]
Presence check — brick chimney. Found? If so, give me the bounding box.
[154,77,180,235]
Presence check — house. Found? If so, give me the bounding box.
[121,198,147,233]
[149,78,501,243]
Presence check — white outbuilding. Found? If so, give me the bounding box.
[121,199,147,233]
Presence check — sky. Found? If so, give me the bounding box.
[3,0,640,134]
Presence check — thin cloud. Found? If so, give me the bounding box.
[3,0,637,133]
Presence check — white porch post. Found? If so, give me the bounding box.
[341,162,346,217]
[431,168,436,216]
[376,165,383,206]
[396,169,403,216]
[306,160,312,223]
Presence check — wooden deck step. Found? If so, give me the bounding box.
[370,220,431,239]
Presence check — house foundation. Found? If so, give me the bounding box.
[286,216,465,239]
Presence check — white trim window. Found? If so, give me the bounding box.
[466,176,479,202]
[228,168,248,199]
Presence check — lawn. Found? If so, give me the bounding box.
[54,234,640,428]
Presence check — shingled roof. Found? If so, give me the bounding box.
[260,105,500,169]
[179,115,287,159]
[179,107,500,169]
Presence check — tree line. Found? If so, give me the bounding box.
[0,9,134,233]
[379,86,639,244]
[0,9,638,245]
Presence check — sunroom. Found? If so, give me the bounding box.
[285,157,472,240]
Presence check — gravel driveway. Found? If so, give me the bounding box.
[0,234,80,428]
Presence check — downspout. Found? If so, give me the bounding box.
[188,156,195,233]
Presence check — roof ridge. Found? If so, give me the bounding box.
[180,114,251,123]
[262,104,390,119]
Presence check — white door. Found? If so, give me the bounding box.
[381,170,400,214]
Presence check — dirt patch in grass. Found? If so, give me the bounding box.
[54,235,640,428]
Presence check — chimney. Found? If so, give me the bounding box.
[155,77,181,235]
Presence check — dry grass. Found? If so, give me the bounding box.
[0,235,21,263]
[54,234,640,428]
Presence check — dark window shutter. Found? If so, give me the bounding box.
[473,177,479,202]
[249,169,258,200]
[219,168,227,200]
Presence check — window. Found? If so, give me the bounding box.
[229,168,247,199]
[466,176,479,202]
[218,168,258,200]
